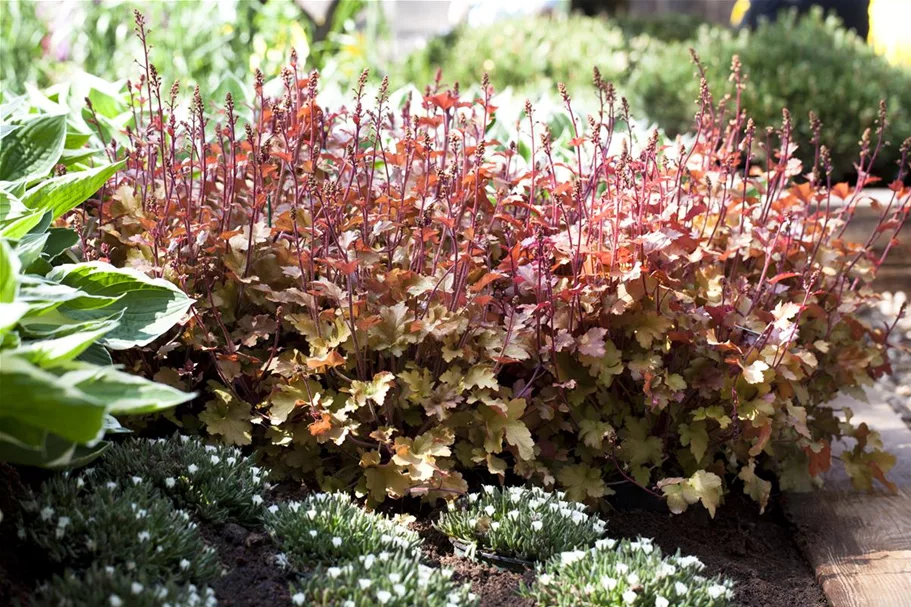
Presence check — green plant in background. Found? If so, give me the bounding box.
[522,538,735,606]
[436,486,607,562]
[264,492,422,569]
[0,100,194,469]
[0,0,377,99]
[290,551,478,607]
[92,437,267,525]
[612,11,710,43]
[627,8,911,181]
[399,15,629,95]
[0,0,55,95]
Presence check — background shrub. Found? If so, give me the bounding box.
[0,0,377,98]
[399,15,629,94]
[626,8,911,181]
[612,11,711,43]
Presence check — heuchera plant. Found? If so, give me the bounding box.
[90,15,910,513]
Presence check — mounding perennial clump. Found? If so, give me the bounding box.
[18,475,220,581]
[289,551,478,607]
[89,16,910,514]
[264,492,422,568]
[436,485,606,561]
[92,436,267,524]
[522,537,735,607]
[31,564,218,607]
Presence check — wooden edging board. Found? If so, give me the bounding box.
[786,390,911,607]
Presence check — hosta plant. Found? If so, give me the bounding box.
[522,538,735,607]
[31,564,217,607]
[93,19,910,514]
[436,485,606,561]
[18,474,220,581]
[93,436,266,524]
[0,102,194,470]
[289,551,477,607]
[264,492,421,568]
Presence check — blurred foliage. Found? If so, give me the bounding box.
[403,9,910,181]
[0,0,54,94]
[627,8,911,180]
[398,15,631,94]
[612,11,709,42]
[0,0,380,99]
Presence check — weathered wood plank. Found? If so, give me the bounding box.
[788,392,911,607]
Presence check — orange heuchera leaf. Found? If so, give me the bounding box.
[769,272,800,284]
[469,272,506,293]
[748,423,772,457]
[306,350,346,371]
[831,182,852,199]
[805,440,832,477]
[869,461,898,494]
[308,413,333,437]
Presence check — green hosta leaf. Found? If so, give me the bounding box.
[22,160,125,220]
[0,302,29,337]
[64,364,197,415]
[0,238,20,303]
[0,113,67,183]
[0,416,47,449]
[15,316,116,340]
[17,274,121,310]
[76,343,113,366]
[46,261,194,349]
[12,319,119,367]
[41,228,79,261]
[0,189,44,238]
[0,424,110,468]
[0,124,21,140]
[14,232,49,270]
[0,354,107,444]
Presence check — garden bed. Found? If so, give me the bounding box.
[0,466,825,607]
[414,489,827,607]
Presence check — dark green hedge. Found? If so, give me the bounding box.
[402,9,911,181]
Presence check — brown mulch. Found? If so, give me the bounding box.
[603,487,828,607]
